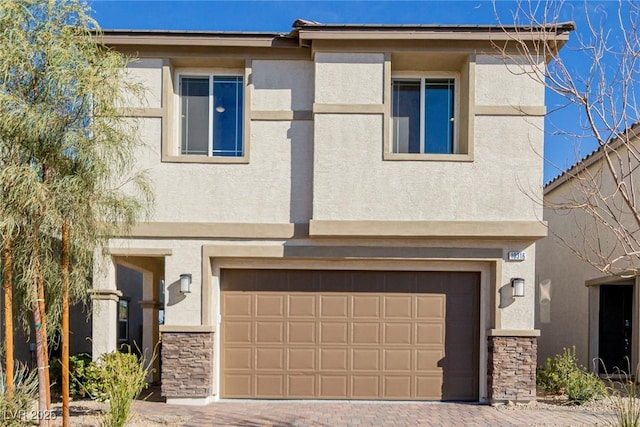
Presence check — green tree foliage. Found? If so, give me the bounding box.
[0,0,152,419]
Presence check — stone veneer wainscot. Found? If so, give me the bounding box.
[487,336,537,403]
[161,332,214,398]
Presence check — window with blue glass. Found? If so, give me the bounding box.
[391,78,455,154]
[180,75,244,157]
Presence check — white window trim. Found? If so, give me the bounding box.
[175,69,245,158]
[390,72,460,155]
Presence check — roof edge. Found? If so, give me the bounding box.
[544,122,640,195]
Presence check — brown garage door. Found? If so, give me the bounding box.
[220,270,479,400]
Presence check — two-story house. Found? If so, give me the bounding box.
[88,20,572,405]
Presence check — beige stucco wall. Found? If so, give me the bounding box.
[251,60,314,111]
[537,145,640,368]
[501,242,537,330]
[120,58,163,109]
[315,52,384,104]
[312,114,543,221]
[135,117,313,223]
[474,56,544,106]
[311,53,544,222]
[124,54,544,225]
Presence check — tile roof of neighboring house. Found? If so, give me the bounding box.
[544,123,640,194]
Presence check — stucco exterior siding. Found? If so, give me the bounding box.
[537,138,640,370]
[536,204,594,366]
[251,60,314,111]
[314,52,384,105]
[474,56,545,107]
[134,117,313,223]
[312,114,543,221]
[500,242,536,330]
[120,58,164,109]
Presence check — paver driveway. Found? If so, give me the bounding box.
[130,399,612,426]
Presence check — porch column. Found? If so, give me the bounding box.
[90,255,120,360]
[139,300,161,382]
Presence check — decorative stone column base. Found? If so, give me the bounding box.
[487,335,537,404]
[161,330,214,401]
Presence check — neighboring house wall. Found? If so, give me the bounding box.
[537,139,640,373]
[88,24,567,405]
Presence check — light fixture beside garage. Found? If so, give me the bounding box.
[180,274,192,294]
[511,277,525,298]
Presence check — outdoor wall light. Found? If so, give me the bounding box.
[511,277,525,298]
[180,274,192,294]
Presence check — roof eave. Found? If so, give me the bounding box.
[298,29,571,42]
[99,32,299,48]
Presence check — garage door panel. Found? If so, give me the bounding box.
[224,321,252,343]
[384,323,412,345]
[221,269,480,401]
[416,349,444,372]
[383,296,413,318]
[288,321,316,344]
[319,375,348,398]
[384,349,412,371]
[416,295,445,319]
[288,295,316,317]
[416,376,443,399]
[352,295,380,318]
[383,376,412,398]
[223,348,252,370]
[256,374,284,397]
[320,322,348,344]
[256,295,285,317]
[223,374,252,397]
[320,295,348,317]
[223,294,252,317]
[256,322,284,344]
[256,348,284,370]
[320,349,348,371]
[288,348,315,370]
[352,375,380,398]
[351,322,380,344]
[416,323,444,345]
[288,375,316,397]
[352,348,380,371]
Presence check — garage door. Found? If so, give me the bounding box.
[220,270,479,400]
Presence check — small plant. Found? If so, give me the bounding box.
[537,347,606,404]
[50,353,96,398]
[565,369,607,403]
[601,361,640,427]
[86,347,154,427]
[0,363,38,427]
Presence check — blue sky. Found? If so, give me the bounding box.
[88,0,623,183]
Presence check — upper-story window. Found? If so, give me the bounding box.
[391,77,456,154]
[179,74,244,157]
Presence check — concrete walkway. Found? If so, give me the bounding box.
[129,399,613,426]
